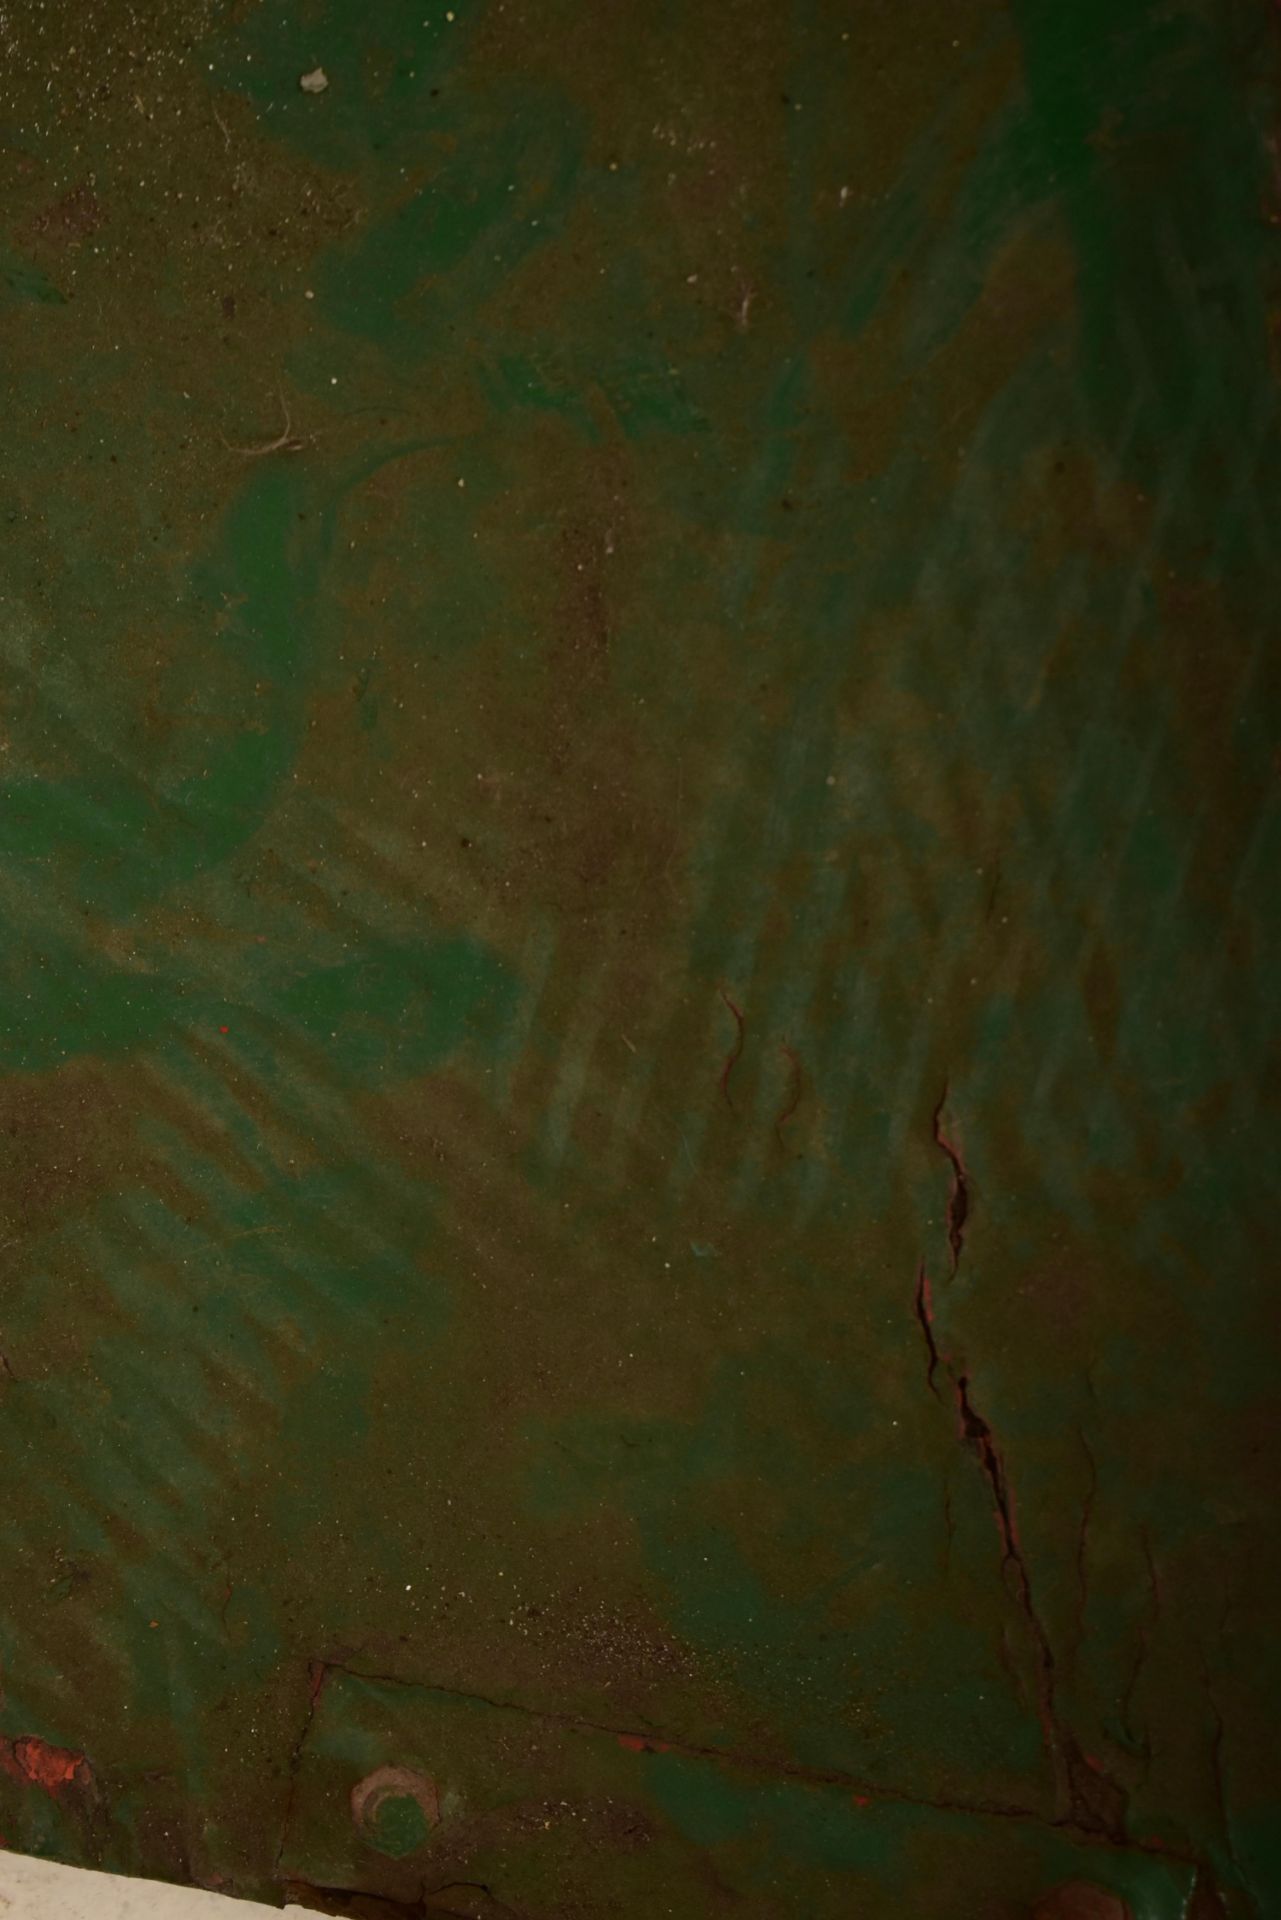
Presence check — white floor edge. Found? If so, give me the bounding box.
[0,1851,309,1916]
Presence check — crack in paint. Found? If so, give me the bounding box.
[952,1368,1128,1841]
[716,986,745,1108]
[1073,1429,1098,1660]
[914,1262,942,1398]
[276,1659,330,1877]
[773,1041,803,1143]
[905,1283,1231,1898]
[931,1084,969,1274]
[911,1245,1130,1847]
[1201,1650,1256,1913]
[280,1657,1198,1872]
[913,1087,1137,1849]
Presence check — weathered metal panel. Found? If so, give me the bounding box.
[0,0,1278,1914]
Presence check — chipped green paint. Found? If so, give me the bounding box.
[0,0,1277,1915]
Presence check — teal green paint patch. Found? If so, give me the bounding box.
[606,359,710,439]
[534,1359,1047,1789]
[311,106,583,352]
[645,1751,752,1849]
[651,1753,1194,1916]
[772,1782,897,1876]
[478,354,600,441]
[1,0,1277,1905]
[275,936,518,1079]
[305,1674,414,1772]
[308,438,510,666]
[0,244,64,304]
[170,464,317,862]
[647,1752,893,1875]
[0,462,317,940]
[902,100,1053,364]
[276,1359,373,1513]
[0,770,182,909]
[200,1165,448,1327]
[1227,1807,1281,1919]
[1013,0,1279,514]
[0,1783,73,1859]
[0,946,138,1071]
[366,1790,431,1857]
[207,0,470,173]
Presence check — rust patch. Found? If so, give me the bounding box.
[350,1763,439,1834]
[0,1733,93,1797]
[616,1731,672,1754]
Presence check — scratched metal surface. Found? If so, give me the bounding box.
[0,0,1278,1915]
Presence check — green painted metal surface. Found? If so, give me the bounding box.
[0,1,1278,1914]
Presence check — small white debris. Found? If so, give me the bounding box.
[299,67,329,93]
